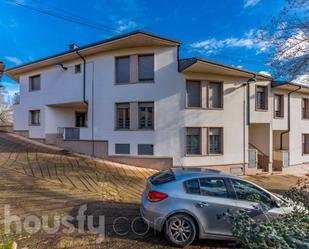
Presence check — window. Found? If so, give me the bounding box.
[115,56,130,84]
[302,134,309,154]
[75,64,81,73]
[115,144,130,154]
[29,75,40,91]
[199,178,228,198]
[274,94,284,118]
[186,81,201,108]
[75,112,87,127]
[139,102,154,129]
[138,54,154,81]
[256,86,268,110]
[29,110,40,125]
[150,169,176,185]
[116,103,130,129]
[186,128,201,155]
[185,179,200,194]
[138,144,154,155]
[302,99,309,119]
[208,82,223,108]
[231,179,272,207]
[208,128,223,154]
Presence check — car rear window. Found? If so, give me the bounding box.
[150,169,176,185]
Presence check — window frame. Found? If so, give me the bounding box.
[115,143,130,155]
[138,54,155,82]
[207,127,223,155]
[29,74,41,92]
[138,102,154,130]
[115,56,131,84]
[115,103,130,130]
[75,64,81,74]
[75,111,87,128]
[29,110,40,126]
[185,127,202,156]
[302,134,309,155]
[255,85,268,111]
[138,144,154,155]
[273,94,284,118]
[184,177,234,199]
[302,98,309,120]
[186,80,202,109]
[208,81,224,109]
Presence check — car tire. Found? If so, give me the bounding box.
[164,213,197,247]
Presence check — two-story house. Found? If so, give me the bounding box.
[5,31,309,175]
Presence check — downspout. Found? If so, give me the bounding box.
[75,51,87,104]
[280,86,301,150]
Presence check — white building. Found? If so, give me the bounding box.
[5,31,309,174]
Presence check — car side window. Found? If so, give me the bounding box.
[199,178,228,198]
[231,179,272,206]
[185,178,229,198]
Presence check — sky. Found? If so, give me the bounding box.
[0,0,287,97]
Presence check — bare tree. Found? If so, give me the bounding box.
[0,86,13,125]
[260,0,309,83]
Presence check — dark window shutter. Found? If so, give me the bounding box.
[186,81,201,107]
[138,55,154,81]
[116,57,130,83]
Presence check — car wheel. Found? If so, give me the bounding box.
[164,214,197,247]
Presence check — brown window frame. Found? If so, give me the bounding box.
[302,98,309,120]
[115,103,130,130]
[138,102,154,130]
[208,82,224,109]
[185,127,202,156]
[274,94,284,118]
[255,85,268,111]
[29,74,41,92]
[207,127,224,155]
[186,80,202,108]
[29,110,40,126]
[302,134,309,155]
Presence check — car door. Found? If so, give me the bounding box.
[184,177,236,237]
[228,179,281,220]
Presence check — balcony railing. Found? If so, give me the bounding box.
[57,127,80,140]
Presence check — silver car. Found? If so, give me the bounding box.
[141,168,292,247]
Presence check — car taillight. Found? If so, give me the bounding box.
[147,190,168,202]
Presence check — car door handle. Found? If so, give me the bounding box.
[196,202,209,208]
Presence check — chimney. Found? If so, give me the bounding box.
[69,43,79,50]
[0,61,5,81]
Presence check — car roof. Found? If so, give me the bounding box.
[171,167,239,180]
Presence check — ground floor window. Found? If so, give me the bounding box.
[138,144,154,155]
[29,110,40,126]
[115,144,130,154]
[186,128,201,155]
[208,128,223,154]
[75,111,87,127]
[302,134,309,154]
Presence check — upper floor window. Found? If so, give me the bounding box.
[139,102,154,129]
[186,128,201,155]
[29,75,41,91]
[138,54,154,81]
[186,80,201,108]
[302,134,309,154]
[115,56,130,84]
[208,82,223,108]
[116,103,130,129]
[208,128,223,154]
[75,64,81,74]
[302,99,309,119]
[75,111,87,127]
[256,85,268,110]
[274,94,284,118]
[29,110,40,126]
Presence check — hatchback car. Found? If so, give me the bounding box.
[141,168,292,247]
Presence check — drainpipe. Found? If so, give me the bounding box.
[280,86,301,150]
[75,51,87,104]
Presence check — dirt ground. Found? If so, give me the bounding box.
[0,132,304,248]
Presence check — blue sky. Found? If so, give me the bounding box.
[0,0,286,96]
